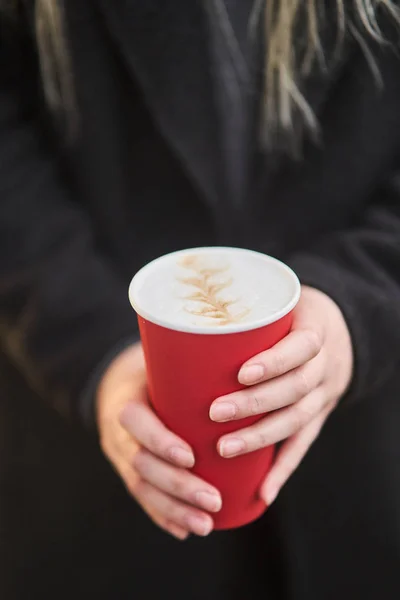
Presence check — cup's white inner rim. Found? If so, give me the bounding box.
[129,247,301,335]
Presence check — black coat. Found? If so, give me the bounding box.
[1,2,400,599]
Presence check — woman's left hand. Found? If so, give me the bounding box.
[210,285,354,507]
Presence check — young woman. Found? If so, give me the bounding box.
[1,1,400,599]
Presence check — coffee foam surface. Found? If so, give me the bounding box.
[129,248,300,334]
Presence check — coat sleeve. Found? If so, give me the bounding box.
[0,22,138,425]
[289,167,400,406]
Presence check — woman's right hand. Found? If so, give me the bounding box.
[96,343,221,540]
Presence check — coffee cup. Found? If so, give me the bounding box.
[129,247,300,529]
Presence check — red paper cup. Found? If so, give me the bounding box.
[129,247,300,530]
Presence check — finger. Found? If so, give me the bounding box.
[218,387,327,458]
[210,355,324,422]
[120,400,195,468]
[116,459,189,541]
[148,511,190,541]
[260,400,334,506]
[134,450,222,513]
[135,480,214,537]
[147,506,190,541]
[163,522,190,541]
[238,328,322,386]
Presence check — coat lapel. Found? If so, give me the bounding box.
[96,0,224,208]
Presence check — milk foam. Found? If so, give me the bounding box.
[129,248,300,334]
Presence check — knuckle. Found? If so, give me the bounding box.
[170,473,187,498]
[147,432,165,456]
[271,351,286,377]
[294,367,312,397]
[257,428,271,450]
[303,329,322,356]
[247,394,263,416]
[166,499,184,523]
[291,405,312,431]
[290,409,304,432]
[161,519,181,537]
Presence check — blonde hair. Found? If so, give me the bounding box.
[34,0,76,134]
[6,0,400,147]
[264,0,400,148]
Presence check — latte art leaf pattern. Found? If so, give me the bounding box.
[179,255,250,325]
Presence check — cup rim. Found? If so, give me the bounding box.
[129,247,301,335]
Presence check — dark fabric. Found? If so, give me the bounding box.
[205,0,261,205]
[0,1,400,599]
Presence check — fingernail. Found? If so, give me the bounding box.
[239,364,265,385]
[187,515,213,537]
[264,486,279,506]
[219,438,245,458]
[210,402,236,422]
[195,491,222,513]
[169,447,195,468]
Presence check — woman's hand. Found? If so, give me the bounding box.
[97,343,221,540]
[210,286,353,506]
